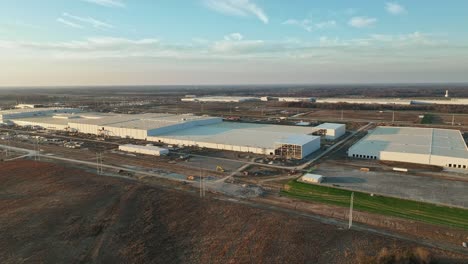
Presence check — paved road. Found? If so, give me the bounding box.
[0,144,187,183]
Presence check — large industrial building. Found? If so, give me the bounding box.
[315,123,346,140]
[181,96,260,103]
[278,97,316,102]
[0,108,78,123]
[317,98,468,106]
[148,122,321,159]
[348,126,468,170]
[0,107,346,159]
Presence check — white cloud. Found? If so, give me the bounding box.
[315,20,337,30]
[81,0,125,8]
[57,18,83,29]
[0,32,454,62]
[224,33,244,41]
[348,16,377,28]
[204,0,269,24]
[283,19,336,32]
[62,13,113,29]
[386,2,406,15]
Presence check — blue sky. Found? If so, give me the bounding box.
[0,0,467,86]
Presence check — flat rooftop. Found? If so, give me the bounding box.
[316,123,345,130]
[351,126,468,159]
[13,116,71,126]
[0,107,78,115]
[152,122,320,149]
[12,112,221,131]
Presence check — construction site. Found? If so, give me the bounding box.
[1,85,468,263]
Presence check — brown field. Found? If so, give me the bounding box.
[1,160,467,263]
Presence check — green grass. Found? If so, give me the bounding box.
[421,114,434,124]
[282,180,468,230]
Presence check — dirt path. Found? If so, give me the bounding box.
[2,160,467,263]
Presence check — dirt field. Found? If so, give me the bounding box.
[1,160,467,263]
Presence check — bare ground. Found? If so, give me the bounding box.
[0,160,467,264]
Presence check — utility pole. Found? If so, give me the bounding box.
[5,138,9,158]
[452,114,455,126]
[348,192,354,229]
[199,165,205,198]
[96,152,103,175]
[96,153,100,175]
[34,138,39,161]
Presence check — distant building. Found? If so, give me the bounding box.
[15,104,43,109]
[278,97,315,103]
[119,144,169,156]
[348,126,468,171]
[315,123,346,140]
[261,96,276,101]
[181,96,261,103]
[301,173,324,184]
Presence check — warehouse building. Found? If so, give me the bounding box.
[148,122,321,159]
[278,97,316,102]
[181,96,260,103]
[68,113,222,140]
[315,123,346,140]
[0,108,346,159]
[300,173,324,184]
[0,108,79,123]
[119,144,169,156]
[348,126,468,170]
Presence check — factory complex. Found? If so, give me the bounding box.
[180,94,468,105]
[0,107,346,159]
[348,126,468,170]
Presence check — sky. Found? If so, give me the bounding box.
[0,0,468,86]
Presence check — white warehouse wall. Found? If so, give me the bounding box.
[301,137,321,158]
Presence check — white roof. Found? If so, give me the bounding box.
[302,173,323,180]
[0,107,78,115]
[10,112,221,131]
[350,126,468,159]
[182,96,260,102]
[120,144,168,152]
[68,113,219,130]
[13,116,70,125]
[152,122,320,149]
[316,123,345,130]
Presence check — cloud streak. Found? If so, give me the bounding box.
[386,2,406,15]
[204,0,268,24]
[81,0,125,8]
[62,13,113,29]
[0,32,458,62]
[348,16,377,28]
[57,18,83,29]
[283,19,336,32]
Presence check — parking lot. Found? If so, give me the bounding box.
[315,162,468,208]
